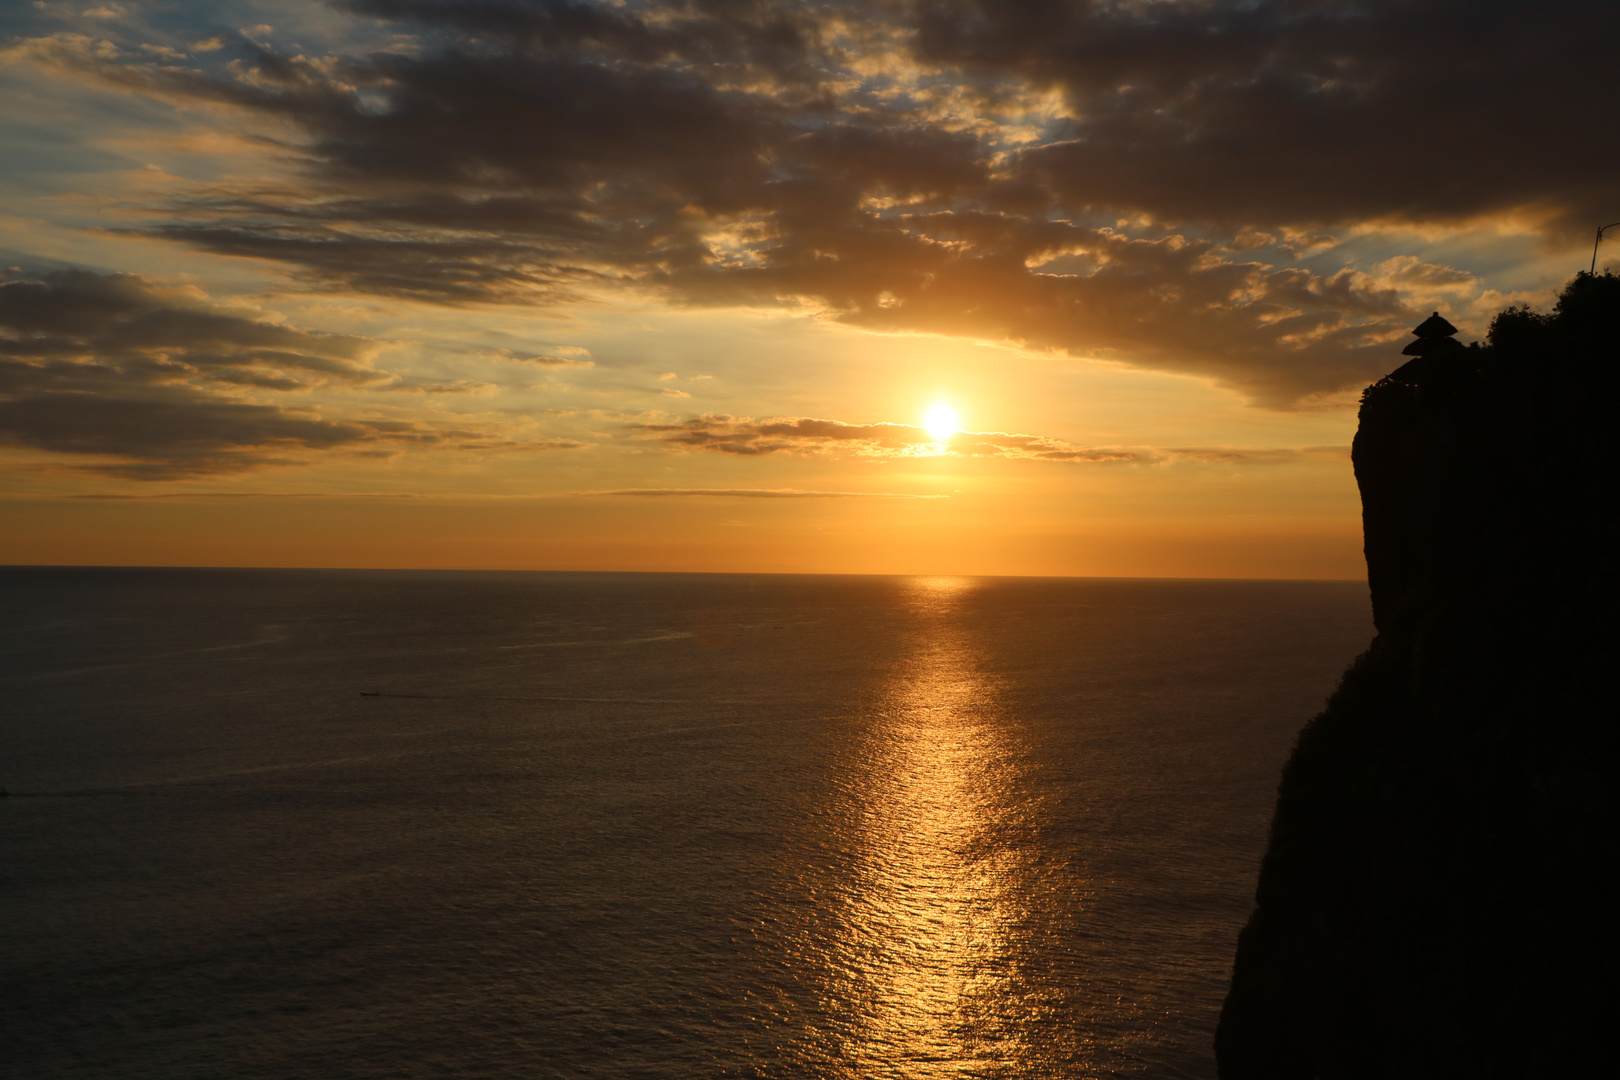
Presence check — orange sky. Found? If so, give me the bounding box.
[1,0,1610,577]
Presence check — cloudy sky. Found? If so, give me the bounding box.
[1,0,1610,575]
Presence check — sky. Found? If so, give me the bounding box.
[1,0,1613,577]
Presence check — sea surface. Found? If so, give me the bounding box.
[0,568,1372,1079]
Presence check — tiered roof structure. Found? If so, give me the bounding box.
[1401,312,1461,356]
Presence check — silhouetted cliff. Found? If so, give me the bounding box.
[1216,274,1620,1078]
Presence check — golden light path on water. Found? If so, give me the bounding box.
[826,576,1078,1078]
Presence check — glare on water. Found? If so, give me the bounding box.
[827,576,1073,1077]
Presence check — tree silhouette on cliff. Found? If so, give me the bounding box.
[1217,272,1620,1079]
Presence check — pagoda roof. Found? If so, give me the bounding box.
[1411,312,1459,338]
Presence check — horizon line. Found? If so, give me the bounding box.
[0,562,1370,584]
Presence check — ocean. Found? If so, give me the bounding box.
[0,568,1372,1079]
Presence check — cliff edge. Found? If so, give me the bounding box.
[1216,273,1620,1078]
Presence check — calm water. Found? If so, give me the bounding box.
[0,569,1371,1079]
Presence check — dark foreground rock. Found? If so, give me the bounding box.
[1216,274,1620,1078]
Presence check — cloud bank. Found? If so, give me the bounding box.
[0,270,517,477]
[14,0,1610,407]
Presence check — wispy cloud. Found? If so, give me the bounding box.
[570,487,943,498]
[632,414,1333,465]
[498,349,594,368]
[389,380,500,396]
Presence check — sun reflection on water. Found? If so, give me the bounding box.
[827,576,1058,1077]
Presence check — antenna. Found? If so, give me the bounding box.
[1592,222,1620,275]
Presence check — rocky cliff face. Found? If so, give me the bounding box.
[1215,274,1620,1078]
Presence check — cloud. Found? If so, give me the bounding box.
[479,347,594,367]
[1373,256,1480,297]
[635,414,1148,463]
[0,393,366,478]
[1167,446,1346,466]
[61,485,923,500]
[572,487,941,499]
[16,0,1612,405]
[637,413,1344,466]
[453,437,587,453]
[911,0,1620,235]
[0,269,446,477]
[0,269,384,383]
[517,355,593,367]
[389,379,500,395]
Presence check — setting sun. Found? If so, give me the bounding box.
[924,402,960,441]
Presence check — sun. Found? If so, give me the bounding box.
[923,401,959,442]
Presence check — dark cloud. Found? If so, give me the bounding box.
[141,221,591,306]
[0,392,370,478]
[0,270,453,477]
[0,270,383,383]
[665,216,1410,404]
[340,0,825,81]
[913,0,1620,235]
[20,0,1610,404]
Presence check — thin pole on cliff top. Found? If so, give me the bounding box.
[1592,222,1620,274]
